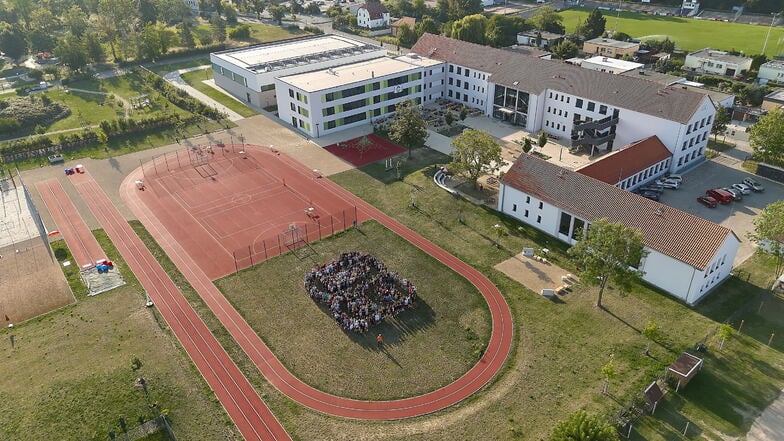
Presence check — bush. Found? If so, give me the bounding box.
[0,117,20,132]
[303,25,324,35]
[0,95,71,129]
[135,67,226,120]
[228,24,251,39]
[27,69,44,81]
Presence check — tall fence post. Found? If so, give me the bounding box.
[248,244,253,266]
[263,239,267,259]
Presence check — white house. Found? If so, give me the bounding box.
[681,0,700,16]
[210,35,386,108]
[575,135,672,191]
[580,56,644,74]
[516,30,565,49]
[758,60,784,84]
[497,153,740,304]
[356,1,390,29]
[684,48,753,77]
[412,33,717,172]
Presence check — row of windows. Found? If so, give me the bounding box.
[549,91,571,104]
[686,115,712,134]
[321,98,423,131]
[544,120,565,131]
[287,89,308,104]
[447,90,481,105]
[676,148,704,167]
[618,158,671,189]
[289,102,309,117]
[681,131,708,151]
[547,107,569,119]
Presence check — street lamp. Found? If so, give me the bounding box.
[315,122,320,138]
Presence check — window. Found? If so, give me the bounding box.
[289,89,294,98]
[448,90,453,98]
[599,105,607,115]
[512,204,517,212]
[536,215,542,223]
[526,196,531,203]
[448,78,453,85]
[449,65,454,73]
[290,102,296,111]
[566,97,570,104]
[687,123,692,134]
[576,98,583,108]
[457,66,462,75]
[559,212,572,235]
[538,201,543,209]
[587,102,595,112]
[464,82,469,90]
[465,68,470,77]
[524,209,529,217]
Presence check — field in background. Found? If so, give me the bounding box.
[561,8,784,56]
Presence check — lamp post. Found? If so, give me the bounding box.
[315,122,320,138]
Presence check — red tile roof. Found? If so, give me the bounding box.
[391,17,416,29]
[575,136,672,185]
[361,1,388,19]
[411,33,708,124]
[501,154,738,270]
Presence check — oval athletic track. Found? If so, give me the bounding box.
[115,144,513,429]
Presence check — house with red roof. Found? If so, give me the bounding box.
[498,153,739,304]
[357,1,390,29]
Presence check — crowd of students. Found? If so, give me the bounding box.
[304,252,417,333]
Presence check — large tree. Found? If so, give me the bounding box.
[0,23,27,62]
[449,129,503,189]
[711,106,730,141]
[531,6,565,34]
[54,34,89,70]
[568,218,648,308]
[450,14,487,45]
[577,8,606,40]
[748,201,784,281]
[550,410,619,441]
[551,39,579,59]
[485,14,527,48]
[749,108,784,164]
[269,5,287,25]
[415,17,440,37]
[389,99,428,159]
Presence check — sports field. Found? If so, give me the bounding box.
[561,8,784,56]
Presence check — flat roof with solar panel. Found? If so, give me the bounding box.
[212,34,382,74]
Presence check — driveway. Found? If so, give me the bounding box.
[651,158,782,266]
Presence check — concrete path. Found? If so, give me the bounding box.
[163,66,245,122]
[747,389,784,441]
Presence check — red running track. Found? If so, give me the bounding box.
[36,179,107,269]
[121,144,515,420]
[68,172,291,441]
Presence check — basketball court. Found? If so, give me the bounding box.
[130,144,367,280]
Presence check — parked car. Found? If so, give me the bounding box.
[697,196,718,208]
[639,185,664,194]
[706,188,734,204]
[655,179,680,190]
[639,191,661,201]
[721,187,742,201]
[731,183,752,195]
[742,177,764,192]
[665,174,683,183]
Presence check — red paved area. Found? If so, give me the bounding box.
[323,134,406,167]
[134,145,368,280]
[36,179,106,269]
[68,171,291,441]
[123,144,514,420]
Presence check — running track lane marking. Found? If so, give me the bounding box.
[69,172,291,441]
[120,145,514,420]
[36,179,106,268]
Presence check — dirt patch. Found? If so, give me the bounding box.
[494,252,572,295]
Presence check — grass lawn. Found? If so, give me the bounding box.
[146,57,210,75]
[180,69,258,118]
[560,8,784,56]
[215,221,490,400]
[192,22,306,47]
[0,230,234,440]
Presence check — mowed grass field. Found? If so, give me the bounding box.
[0,231,235,440]
[561,8,784,56]
[215,221,491,400]
[180,69,258,118]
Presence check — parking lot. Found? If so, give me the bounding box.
[650,159,782,265]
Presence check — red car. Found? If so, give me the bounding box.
[697,196,718,208]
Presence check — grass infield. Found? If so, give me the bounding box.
[560,8,784,56]
[215,220,491,400]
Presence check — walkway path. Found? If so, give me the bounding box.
[121,144,514,420]
[69,171,291,441]
[163,66,245,122]
[36,179,106,269]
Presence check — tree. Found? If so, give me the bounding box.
[398,23,417,47]
[304,3,321,15]
[84,31,106,63]
[711,106,730,142]
[211,15,227,42]
[0,23,27,62]
[751,54,768,71]
[270,5,287,25]
[749,108,784,164]
[485,14,527,48]
[63,5,89,37]
[448,129,503,188]
[415,17,440,37]
[531,6,565,34]
[577,8,606,40]
[610,31,631,41]
[717,323,733,351]
[748,201,784,280]
[450,14,487,45]
[180,22,196,48]
[222,0,239,22]
[537,131,548,149]
[389,99,428,159]
[642,318,660,356]
[55,34,89,71]
[568,218,648,308]
[411,0,427,18]
[445,109,454,126]
[550,410,619,441]
[551,40,579,59]
[600,354,616,395]
[249,0,266,19]
[522,137,532,153]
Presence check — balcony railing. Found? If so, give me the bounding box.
[570,131,616,147]
[573,114,619,132]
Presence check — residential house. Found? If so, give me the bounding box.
[390,17,416,37]
[516,30,565,49]
[497,153,740,304]
[582,38,640,59]
[580,56,644,74]
[356,1,390,29]
[684,48,752,77]
[758,60,784,84]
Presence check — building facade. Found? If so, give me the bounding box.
[579,56,643,74]
[684,49,753,77]
[582,38,640,59]
[356,1,390,29]
[758,60,784,84]
[497,154,739,304]
[516,30,565,49]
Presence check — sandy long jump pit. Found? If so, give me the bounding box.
[125,144,370,280]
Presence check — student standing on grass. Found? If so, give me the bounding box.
[377,334,383,347]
